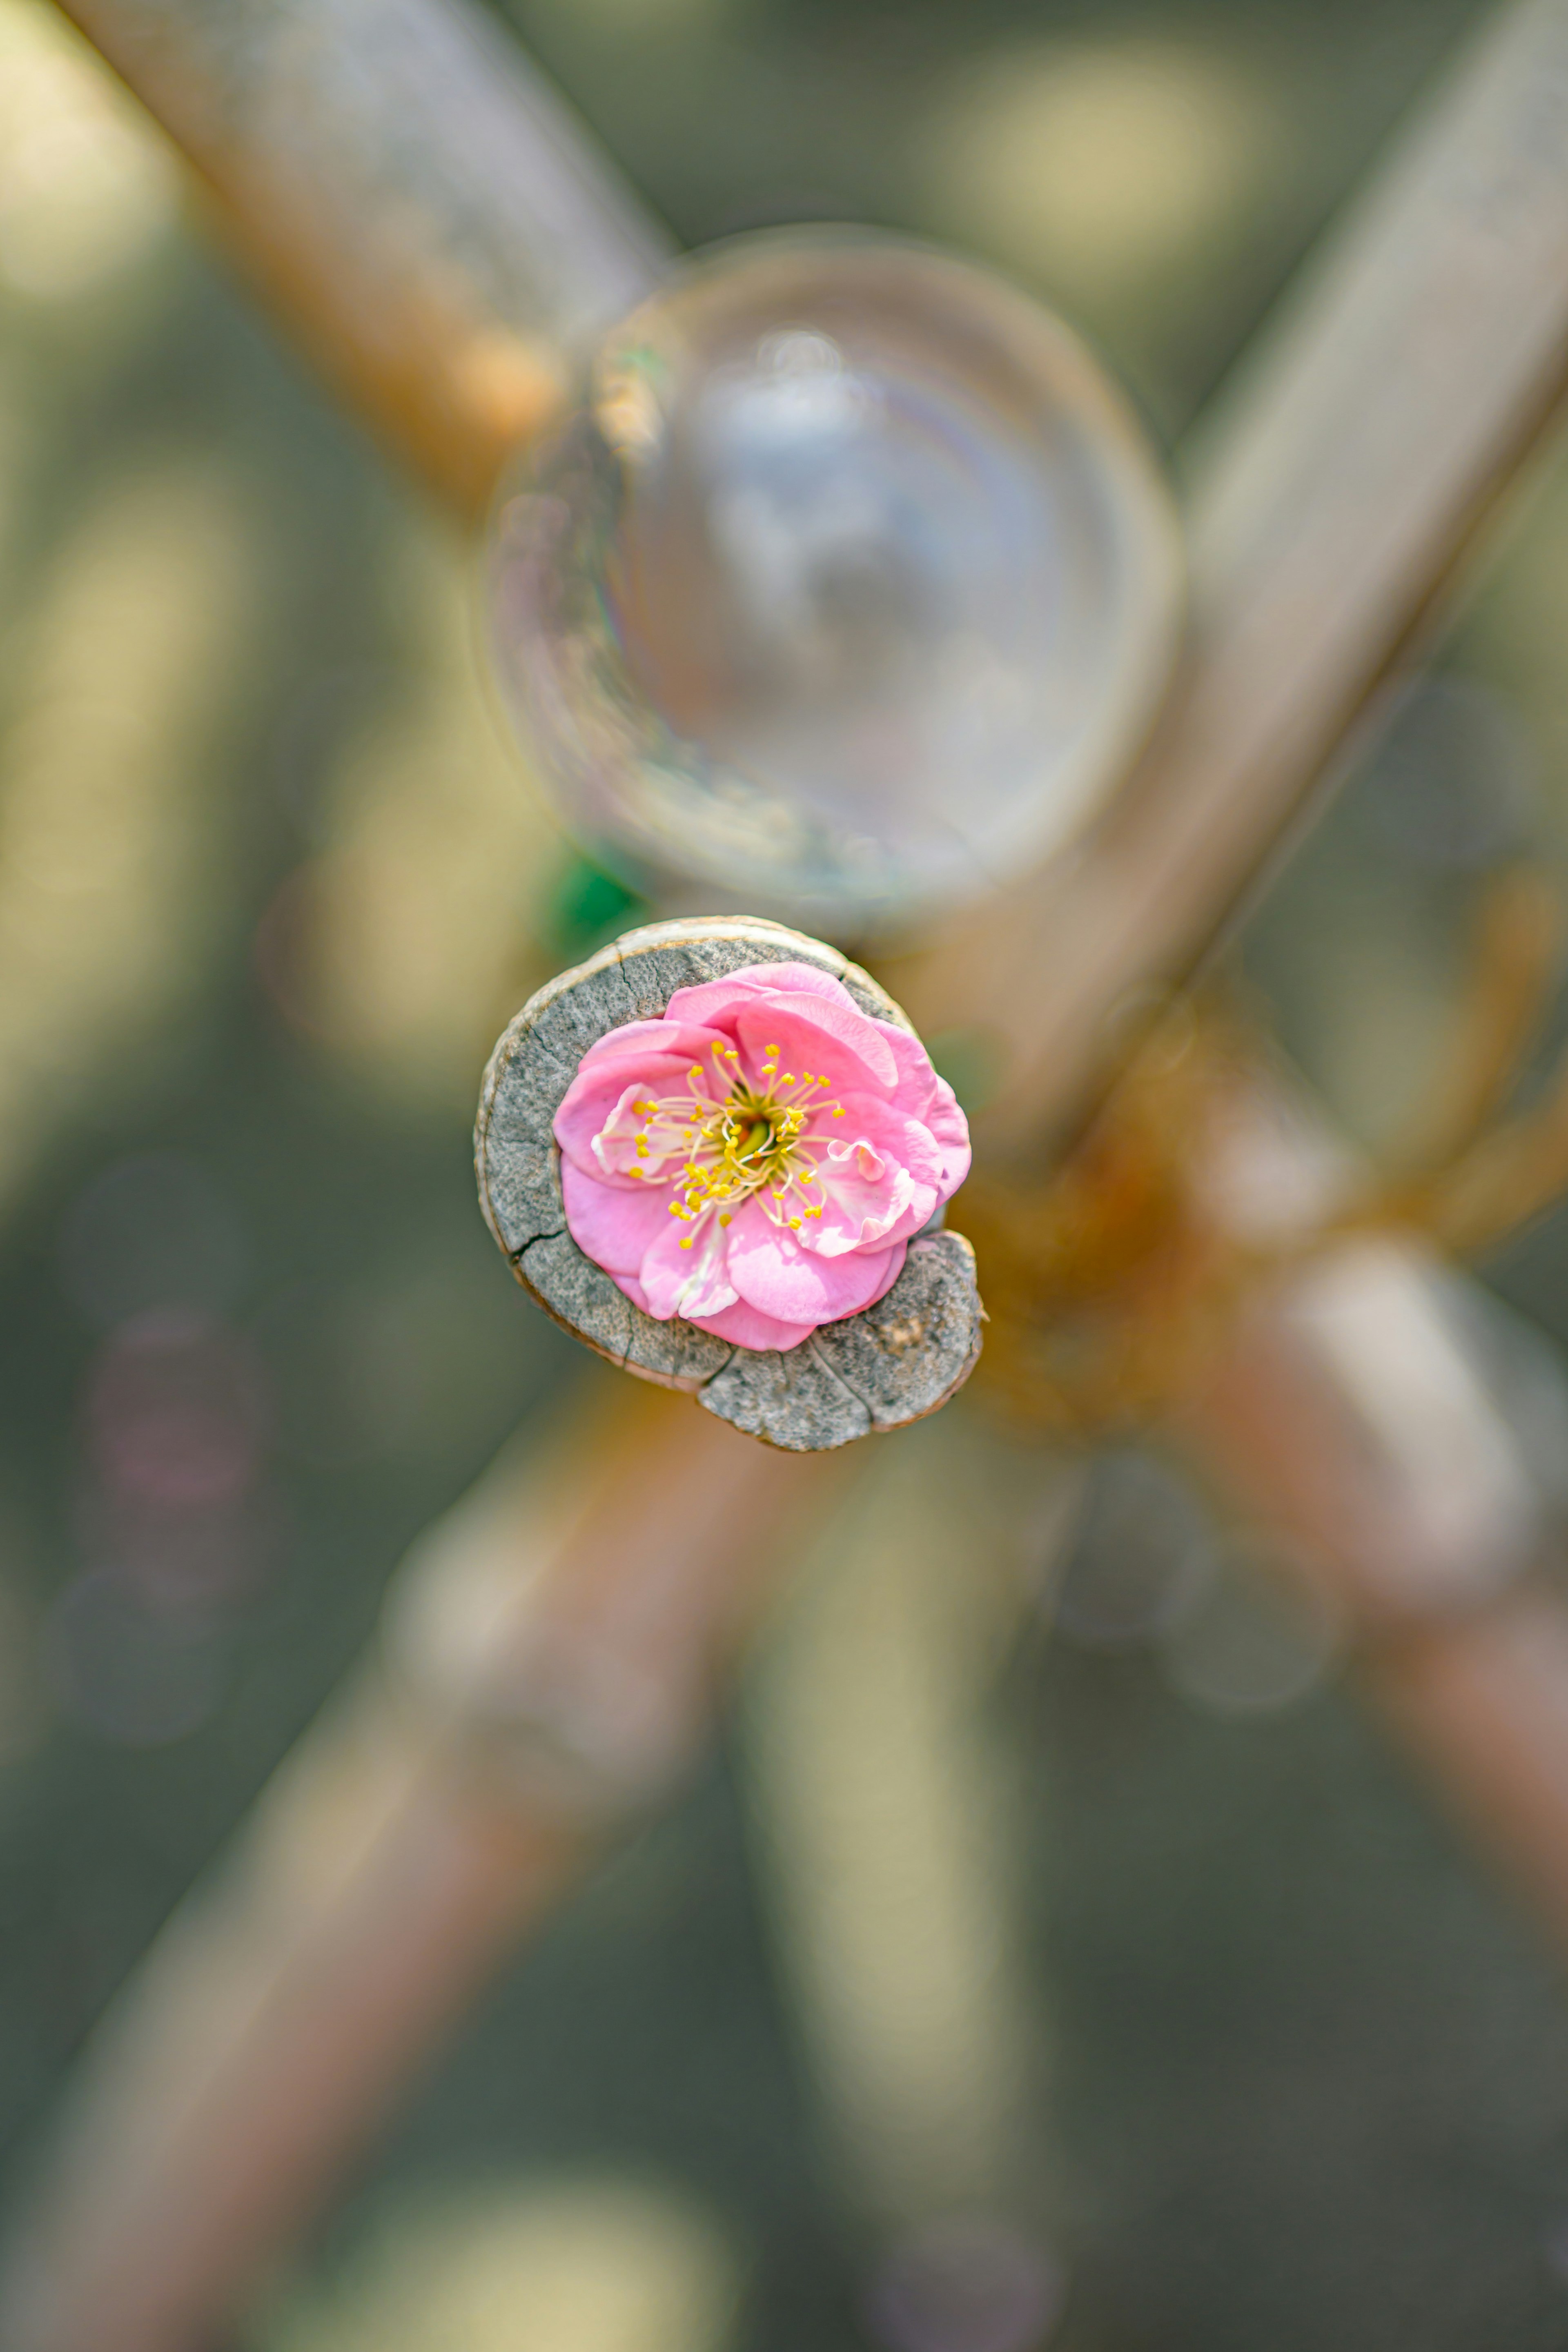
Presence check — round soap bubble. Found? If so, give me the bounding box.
[488,228,1182,938]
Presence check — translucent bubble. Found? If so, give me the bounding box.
[46,1569,228,1748]
[1160,1542,1341,1716]
[60,1153,250,1330]
[1052,1447,1217,1649]
[488,229,1180,935]
[863,2216,1065,2352]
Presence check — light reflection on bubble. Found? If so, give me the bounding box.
[1051,1448,1217,1649]
[45,1568,228,1748]
[85,1310,267,1509]
[1159,1541,1341,1716]
[59,1152,250,1330]
[1363,673,1535,871]
[864,2216,1064,2352]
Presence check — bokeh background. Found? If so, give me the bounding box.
[7,0,1568,2345]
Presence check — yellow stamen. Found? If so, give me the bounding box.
[607,1056,851,1249]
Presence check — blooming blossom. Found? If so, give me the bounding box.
[553,962,971,1352]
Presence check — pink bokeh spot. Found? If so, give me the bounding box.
[554,962,971,1353]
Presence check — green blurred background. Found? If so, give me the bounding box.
[7,0,1568,2345]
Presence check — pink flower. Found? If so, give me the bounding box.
[553,962,972,1352]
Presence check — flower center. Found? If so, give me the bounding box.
[624,1039,845,1246]
[682,1077,819,1226]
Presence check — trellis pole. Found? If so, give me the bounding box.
[8,4,1568,2348]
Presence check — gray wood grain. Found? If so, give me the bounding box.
[476,916,984,1448]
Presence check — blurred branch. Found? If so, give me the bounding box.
[1181,1227,1568,1958]
[891,0,1568,1156]
[1389,867,1565,1177]
[0,1380,844,2352]
[54,0,673,513]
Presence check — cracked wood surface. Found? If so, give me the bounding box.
[476,917,984,1448]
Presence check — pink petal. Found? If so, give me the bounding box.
[796,1094,943,1254]
[726,1207,904,1324]
[574,1017,731,1073]
[869,1018,941,1114]
[554,1022,729,1176]
[866,1022,972,1194]
[733,995,900,1098]
[922,1074,972,1195]
[555,1056,691,1178]
[585,1077,720,1183]
[664,962,861,1028]
[638,1209,740,1323]
[684,1294,817,1350]
[561,1157,676,1276]
[860,1242,907,1313]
